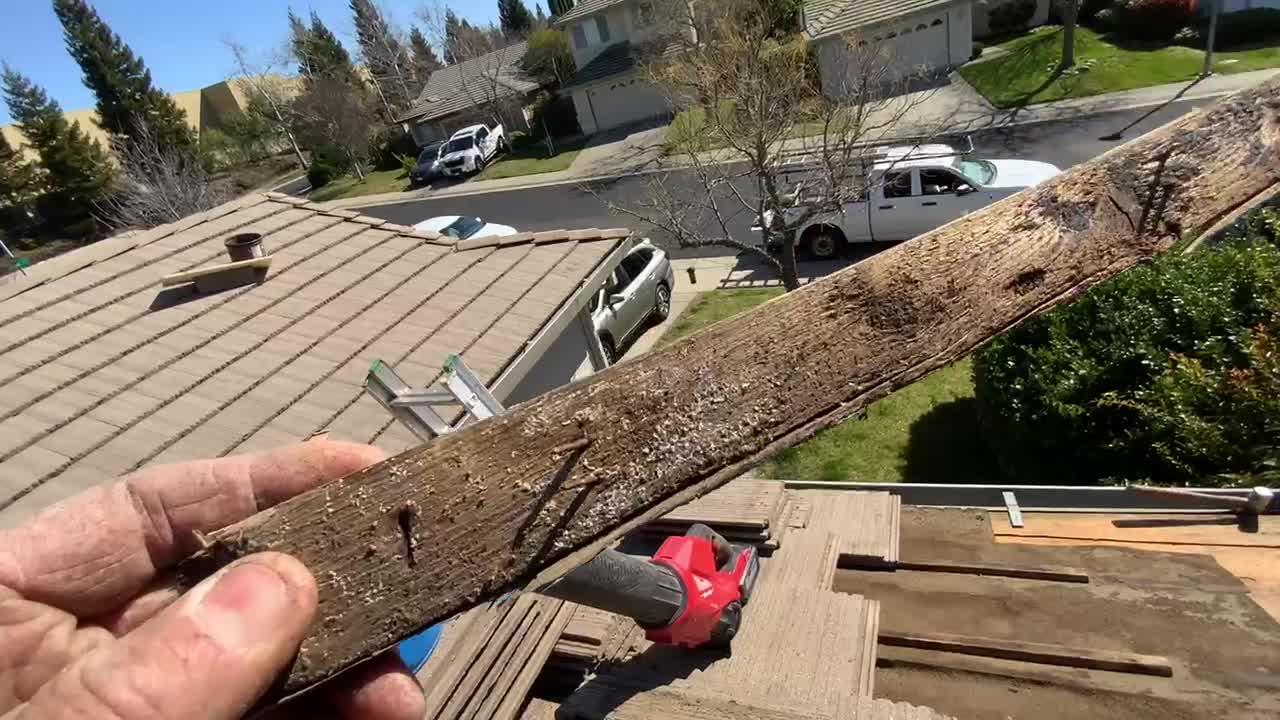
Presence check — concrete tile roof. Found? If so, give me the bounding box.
[563,41,642,89]
[804,0,967,40]
[0,193,631,526]
[553,0,627,26]
[398,42,541,125]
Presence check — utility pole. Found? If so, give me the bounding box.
[1202,0,1220,77]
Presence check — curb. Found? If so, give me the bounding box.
[331,87,1240,212]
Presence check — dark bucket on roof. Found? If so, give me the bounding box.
[225,233,266,262]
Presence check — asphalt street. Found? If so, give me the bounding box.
[358,99,1208,258]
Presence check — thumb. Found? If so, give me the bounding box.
[18,553,317,720]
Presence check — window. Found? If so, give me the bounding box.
[956,159,996,186]
[883,171,911,198]
[620,250,648,281]
[632,1,656,27]
[572,24,588,49]
[445,136,475,153]
[439,216,486,240]
[476,127,489,141]
[595,15,611,43]
[920,168,968,195]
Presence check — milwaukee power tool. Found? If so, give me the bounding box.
[543,523,761,649]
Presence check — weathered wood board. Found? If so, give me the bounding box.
[174,78,1280,701]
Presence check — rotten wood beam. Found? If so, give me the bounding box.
[174,78,1280,703]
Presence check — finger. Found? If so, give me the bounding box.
[0,439,384,617]
[14,553,317,720]
[327,651,425,720]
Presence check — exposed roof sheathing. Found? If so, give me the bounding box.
[0,193,629,526]
[804,0,967,40]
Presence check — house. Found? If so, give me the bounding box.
[0,77,280,159]
[555,0,684,135]
[0,192,633,526]
[398,42,544,147]
[804,0,974,97]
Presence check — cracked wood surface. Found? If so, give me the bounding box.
[174,78,1280,702]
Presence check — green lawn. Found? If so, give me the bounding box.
[960,25,1280,109]
[307,168,412,202]
[474,139,586,181]
[658,288,1001,483]
[659,288,786,347]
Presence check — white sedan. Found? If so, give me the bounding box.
[414,215,516,241]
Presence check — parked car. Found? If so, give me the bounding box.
[438,124,507,177]
[414,215,516,240]
[757,144,1061,258]
[409,141,444,186]
[589,240,675,364]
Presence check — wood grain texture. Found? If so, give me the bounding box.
[877,630,1174,677]
[890,560,1091,583]
[173,78,1280,700]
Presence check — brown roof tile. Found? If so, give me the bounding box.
[0,194,627,525]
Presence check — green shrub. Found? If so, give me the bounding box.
[974,235,1280,486]
[306,145,347,189]
[1195,8,1280,49]
[990,0,1038,35]
[1109,0,1200,42]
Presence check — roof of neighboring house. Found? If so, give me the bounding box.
[554,0,628,25]
[0,192,631,526]
[804,0,968,40]
[398,42,540,125]
[562,41,643,89]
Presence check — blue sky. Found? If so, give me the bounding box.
[1,0,517,124]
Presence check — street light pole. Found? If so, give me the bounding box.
[1202,0,1220,77]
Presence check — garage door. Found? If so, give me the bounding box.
[585,80,671,132]
[886,15,951,74]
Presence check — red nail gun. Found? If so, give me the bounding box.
[543,523,761,649]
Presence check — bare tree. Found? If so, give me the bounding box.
[292,75,379,179]
[351,0,418,120]
[601,0,936,291]
[97,118,228,231]
[225,39,308,169]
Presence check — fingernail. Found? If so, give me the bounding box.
[194,561,294,652]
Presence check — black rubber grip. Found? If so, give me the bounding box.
[543,549,685,628]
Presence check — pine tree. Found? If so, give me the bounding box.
[498,0,535,38]
[307,11,359,82]
[535,3,548,26]
[2,67,113,238]
[0,128,41,237]
[52,0,194,151]
[548,0,575,18]
[408,26,443,87]
[350,0,415,115]
[444,9,464,63]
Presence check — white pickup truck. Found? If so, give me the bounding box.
[437,123,507,177]
[760,144,1061,258]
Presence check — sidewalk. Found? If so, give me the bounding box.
[318,68,1278,212]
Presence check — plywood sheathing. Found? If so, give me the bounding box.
[553,491,907,719]
[992,512,1280,623]
[558,684,955,720]
[557,585,880,718]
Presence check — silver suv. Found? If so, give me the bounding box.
[589,241,674,364]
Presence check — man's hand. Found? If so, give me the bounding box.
[0,440,426,720]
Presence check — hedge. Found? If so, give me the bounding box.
[974,220,1280,486]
